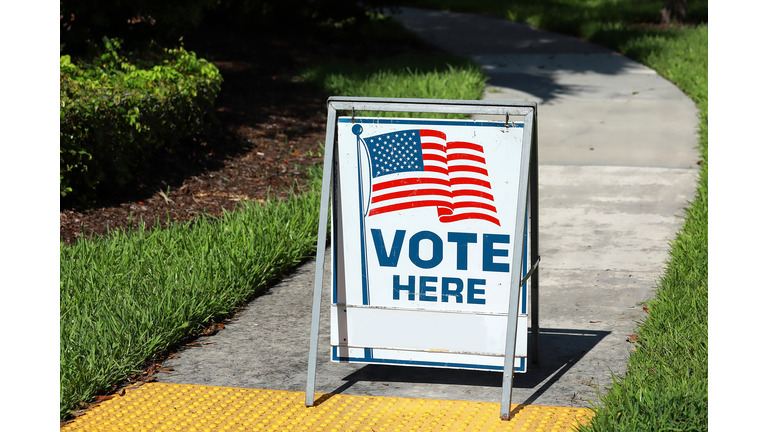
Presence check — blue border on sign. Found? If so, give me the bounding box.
[522,206,528,314]
[332,233,337,304]
[333,117,528,372]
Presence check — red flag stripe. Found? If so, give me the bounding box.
[370,201,500,226]
[421,143,446,151]
[425,166,449,176]
[449,177,492,189]
[448,165,489,176]
[372,188,496,204]
[422,154,448,163]
[448,153,486,164]
[420,130,447,140]
[438,212,501,226]
[372,177,451,192]
[447,141,484,152]
[372,188,452,204]
[453,190,495,200]
[369,200,453,216]
[452,201,498,212]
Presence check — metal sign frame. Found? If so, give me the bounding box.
[305,97,539,420]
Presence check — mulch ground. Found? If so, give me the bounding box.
[59,21,437,245]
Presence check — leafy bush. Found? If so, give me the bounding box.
[60,38,223,201]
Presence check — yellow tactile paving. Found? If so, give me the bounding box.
[61,383,594,432]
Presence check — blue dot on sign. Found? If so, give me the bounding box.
[352,124,364,136]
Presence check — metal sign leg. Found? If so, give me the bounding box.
[500,109,536,420]
[530,112,540,366]
[305,105,338,407]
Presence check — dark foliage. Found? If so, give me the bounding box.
[60,0,219,57]
[60,0,405,57]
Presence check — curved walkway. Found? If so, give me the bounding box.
[149,7,700,409]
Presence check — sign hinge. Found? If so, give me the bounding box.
[520,256,540,287]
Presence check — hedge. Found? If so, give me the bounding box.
[60,38,223,201]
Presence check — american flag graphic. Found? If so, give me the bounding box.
[360,129,500,226]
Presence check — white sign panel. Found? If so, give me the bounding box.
[330,117,531,372]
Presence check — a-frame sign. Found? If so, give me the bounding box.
[305,97,539,420]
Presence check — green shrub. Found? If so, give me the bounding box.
[59,38,223,201]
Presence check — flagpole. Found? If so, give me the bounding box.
[353,124,370,306]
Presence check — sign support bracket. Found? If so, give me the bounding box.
[520,256,540,287]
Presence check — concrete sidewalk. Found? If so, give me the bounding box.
[156,7,700,408]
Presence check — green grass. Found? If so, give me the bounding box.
[301,54,487,118]
[60,170,325,418]
[410,1,708,430]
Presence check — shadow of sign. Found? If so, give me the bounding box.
[328,328,609,404]
[485,73,588,103]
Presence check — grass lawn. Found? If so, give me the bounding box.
[410,1,708,430]
[301,53,486,118]
[60,171,325,418]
